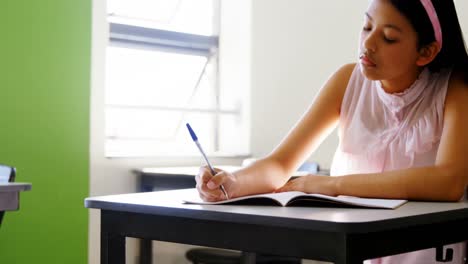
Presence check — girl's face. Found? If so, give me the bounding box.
[360,0,422,91]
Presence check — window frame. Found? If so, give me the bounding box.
[109,23,218,57]
[104,1,247,158]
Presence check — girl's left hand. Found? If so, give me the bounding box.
[275,175,338,196]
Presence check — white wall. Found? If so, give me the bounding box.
[89,1,468,264]
[250,0,368,169]
[455,0,468,38]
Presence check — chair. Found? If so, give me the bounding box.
[185,162,321,264]
[0,164,16,226]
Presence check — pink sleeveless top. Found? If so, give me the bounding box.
[330,64,465,264]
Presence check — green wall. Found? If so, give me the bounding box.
[0,1,91,263]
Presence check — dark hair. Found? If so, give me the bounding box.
[390,0,468,82]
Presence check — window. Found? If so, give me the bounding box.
[105,0,248,157]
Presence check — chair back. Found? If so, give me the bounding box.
[0,164,16,225]
[0,164,16,183]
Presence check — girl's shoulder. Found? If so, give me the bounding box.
[447,68,468,98]
[321,63,357,94]
[328,63,357,91]
[449,67,468,89]
[444,67,468,117]
[335,63,357,80]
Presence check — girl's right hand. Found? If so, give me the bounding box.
[195,166,238,202]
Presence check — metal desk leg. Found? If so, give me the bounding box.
[240,252,256,264]
[334,259,363,264]
[334,248,363,264]
[334,256,364,264]
[0,211,4,226]
[139,239,152,264]
[101,232,125,264]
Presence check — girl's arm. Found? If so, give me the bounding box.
[278,70,468,202]
[223,63,355,198]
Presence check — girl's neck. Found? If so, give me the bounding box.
[380,67,423,94]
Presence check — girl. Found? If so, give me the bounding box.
[196,0,468,263]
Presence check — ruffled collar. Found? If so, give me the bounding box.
[375,68,430,114]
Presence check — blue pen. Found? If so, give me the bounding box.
[186,123,229,200]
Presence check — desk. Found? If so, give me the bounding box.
[0,183,32,225]
[135,166,244,263]
[85,188,468,264]
[134,166,316,264]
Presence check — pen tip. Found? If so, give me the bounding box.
[186,123,198,141]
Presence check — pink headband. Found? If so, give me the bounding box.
[420,0,443,49]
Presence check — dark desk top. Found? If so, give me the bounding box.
[0,182,32,211]
[85,188,468,234]
[0,183,32,192]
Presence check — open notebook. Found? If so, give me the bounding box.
[184,191,407,209]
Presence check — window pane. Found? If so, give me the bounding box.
[108,0,216,36]
[105,45,226,156]
[106,46,216,109]
[106,111,220,157]
[106,108,183,139]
